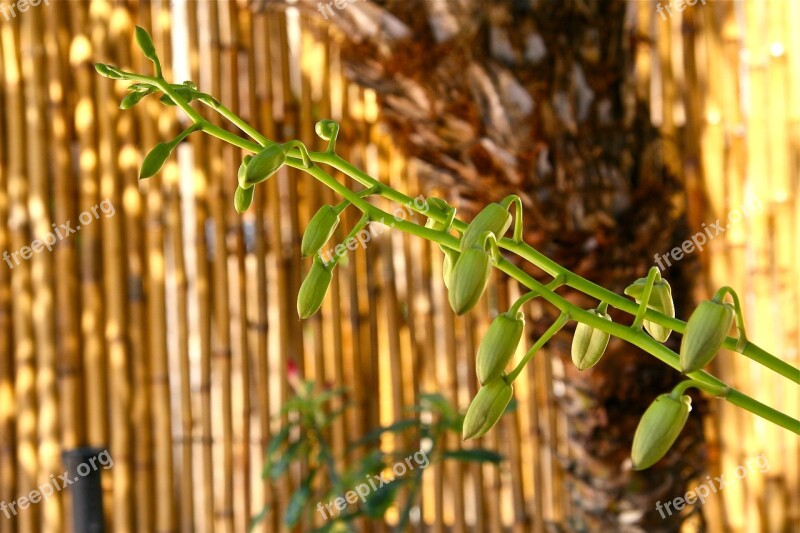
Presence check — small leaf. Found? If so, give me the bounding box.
[139,142,173,179]
[268,437,306,479]
[119,91,146,110]
[159,87,194,106]
[134,26,158,62]
[440,449,504,464]
[266,424,291,457]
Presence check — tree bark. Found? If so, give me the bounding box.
[289,0,708,530]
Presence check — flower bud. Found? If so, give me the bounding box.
[679,299,734,373]
[631,393,692,470]
[237,155,253,189]
[234,185,254,213]
[314,120,338,141]
[624,278,675,342]
[570,309,612,370]
[244,145,286,187]
[441,249,458,289]
[462,378,513,441]
[448,247,492,315]
[140,142,174,179]
[460,203,512,251]
[120,91,146,110]
[477,311,525,384]
[301,205,340,257]
[297,258,333,319]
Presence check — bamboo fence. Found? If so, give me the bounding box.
[0,1,796,532]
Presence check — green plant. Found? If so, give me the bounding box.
[97,28,799,470]
[252,381,506,530]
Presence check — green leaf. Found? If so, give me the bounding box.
[440,449,504,464]
[134,26,158,63]
[139,142,173,179]
[119,91,146,110]
[266,424,292,458]
[284,469,316,527]
[268,437,307,479]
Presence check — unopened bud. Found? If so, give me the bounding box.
[244,145,286,187]
[139,142,173,179]
[448,247,492,315]
[460,203,512,251]
[570,309,612,370]
[631,393,692,470]
[442,249,458,289]
[234,185,254,213]
[237,155,253,189]
[679,299,734,373]
[297,258,333,319]
[462,378,513,441]
[301,206,340,258]
[477,311,524,384]
[624,278,675,342]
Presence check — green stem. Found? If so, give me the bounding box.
[506,312,570,382]
[671,379,729,399]
[631,266,660,330]
[714,286,749,351]
[108,68,800,434]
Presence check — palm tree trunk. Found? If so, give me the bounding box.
[293,0,707,529]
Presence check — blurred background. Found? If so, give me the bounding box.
[0,0,797,531]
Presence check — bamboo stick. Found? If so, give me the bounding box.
[68,0,107,455]
[93,5,134,530]
[0,18,18,533]
[1,13,38,533]
[185,2,215,530]
[136,3,175,530]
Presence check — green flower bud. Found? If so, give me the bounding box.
[570,309,612,370]
[119,91,146,110]
[463,378,513,440]
[679,299,734,373]
[624,278,675,342]
[140,142,173,179]
[441,249,458,289]
[245,145,286,187]
[477,311,525,384]
[448,247,492,315]
[631,393,692,470]
[297,258,333,319]
[237,155,253,189]
[134,26,158,63]
[314,120,338,141]
[301,205,340,257]
[460,203,512,251]
[234,185,254,213]
[94,63,125,80]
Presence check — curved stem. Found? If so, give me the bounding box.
[671,379,730,399]
[631,266,660,330]
[714,286,749,351]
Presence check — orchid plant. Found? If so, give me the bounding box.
[96,27,800,471]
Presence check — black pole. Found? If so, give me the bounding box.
[61,447,107,533]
